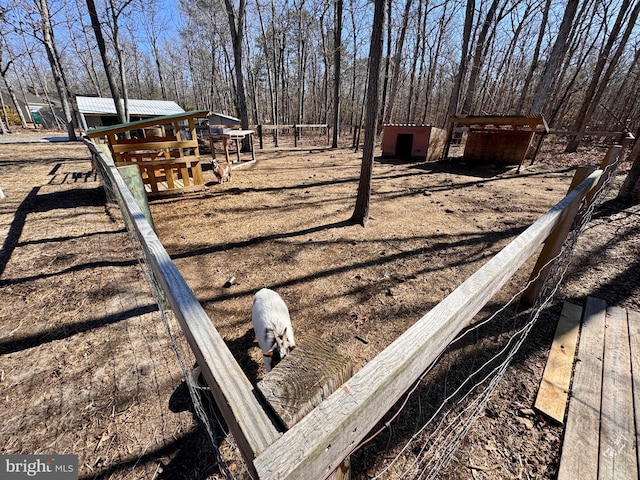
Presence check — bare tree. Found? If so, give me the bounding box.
[0,36,28,128]
[139,0,168,100]
[515,0,551,113]
[529,0,579,116]
[461,0,499,114]
[106,0,135,122]
[379,0,393,125]
[331,0,343,148]
[351,0,385,226]
[382,0,412,124]
[565,0,640,152]
[441,0,475,160]
[224,0,250,136]
[86,0,127,123]
[38,0,77,140]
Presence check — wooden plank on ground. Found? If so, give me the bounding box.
[599,305,637,480]
[557,296,607,480]
[534,301,582,423]
[628,309,640,476]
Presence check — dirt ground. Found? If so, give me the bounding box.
[0,130,638,479]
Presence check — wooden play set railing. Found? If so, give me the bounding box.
[86,110,208,195]
[85,135,626,479]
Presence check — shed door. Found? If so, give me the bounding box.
[396,133,413,158]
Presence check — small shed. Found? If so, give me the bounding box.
[208,112,241,134]
[85,110,209,196]
[381,125,446,161]
[453,115,548,168]
[77,96,185,130]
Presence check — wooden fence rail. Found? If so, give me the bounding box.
[253,168,605,479]
[85,135,620,479]
[83,140,280,477]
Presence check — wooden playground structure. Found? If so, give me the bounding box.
[86,110,209,196]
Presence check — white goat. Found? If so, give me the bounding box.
[251,288,296,372]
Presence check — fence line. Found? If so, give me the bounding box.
[83,140,279,478]
[85,135,621,479]
[253,167,607,479]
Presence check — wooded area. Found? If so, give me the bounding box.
[0,0,638,143]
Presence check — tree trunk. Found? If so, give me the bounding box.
[618,137,640,204]
[39,0,77,140]
[0,111,8,134]
[422,2,452,125]
[379,0,393,125]
[565,0,640,152]
[515,0,551,113]
[74,0,103,96]
[529,0,579,116]
[109,0,130,123]
[296,0,307,125]
[348,1,358,130]
[383,0,413,124]
[461,0,499,115]
[86,0,126,124]
[406,0,424,123]
[224,0,250,146]
[0,51,28,128]
[351,0,385,226]
[0,92,11,132]
[441,0,475,160]
[331,0,343,148]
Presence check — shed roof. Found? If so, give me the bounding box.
[209,112,241,123]
[85,110,209,138]
[76,96,185,117]
[452,115,549,132]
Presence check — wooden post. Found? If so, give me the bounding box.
[258,124,263,149]
[521,167,600,305]
[294,124,298,147]
[117,165,155,231]
[257,335,353,480]
[583,145,622,206]
[188,117,199,157]
[235,137,241,163]
[249,132,256,161]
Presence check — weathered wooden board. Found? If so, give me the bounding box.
[258,335,353,430]
[464,130,534,166]
[534,301,581,423]
[116,165,155,231]
[599,306,637,480]
[628,308,640,475]
[557,296,606,480]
